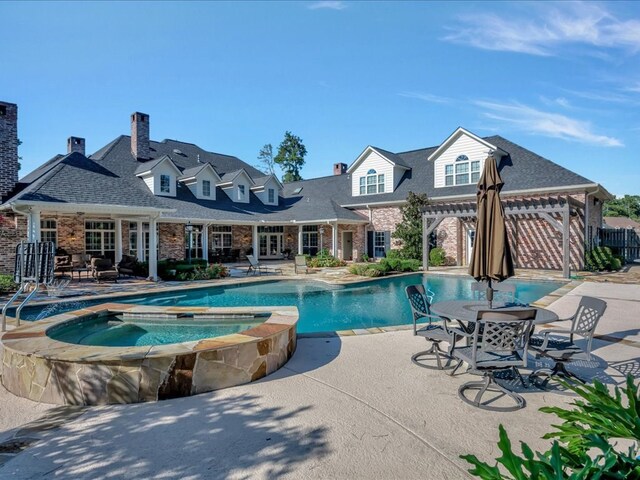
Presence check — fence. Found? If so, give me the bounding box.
[598,228,640,261]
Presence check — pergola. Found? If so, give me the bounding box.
[422,196,583,278]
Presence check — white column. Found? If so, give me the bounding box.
[137,220,144,261]
[148,217,158,281]
[202,224,209,262]
[115,219,123,263]
[298,225,303,255]
[252,225,259,259]
[27,209,41,242]
[332,222,338,258]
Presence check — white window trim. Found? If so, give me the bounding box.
[444,157,481,187]
[202,180,211,197]
[268,188,275,203]
[85,220,116,257]
[40,219,57,246]
[358,170,385,195]
[238,184,245,200]
[160,174,171,194]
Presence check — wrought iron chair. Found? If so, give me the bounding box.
[453,309,537,411]
[404,285,462,370]
[529,296,606,386]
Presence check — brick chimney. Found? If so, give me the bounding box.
[333,162,347,175]
[67,136,86,156]
[0,101,19,200]
[131,112,150,160]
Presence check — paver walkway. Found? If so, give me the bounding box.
[0,282,638,479]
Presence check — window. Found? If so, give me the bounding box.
[211,225,232,251]
[40,220,57,247]
[160,174,171,193]
[301,225,318,256]
[238,184,245,200]
[185,225,203,259]
[257,226,284,233]
[359,169,385,195]
[444,155,481,186]
[202,180,211,197]
[268,188,275,203]
[374,231,387,258]
[85,221,116,261]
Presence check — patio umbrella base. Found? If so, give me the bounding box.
[458,371,526,412]
[411,342,456,370]
[529,362,585,388]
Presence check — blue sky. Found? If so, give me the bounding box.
[1,1,639,196]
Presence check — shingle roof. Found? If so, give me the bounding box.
[134,155,175,175]
[370,146,410,169]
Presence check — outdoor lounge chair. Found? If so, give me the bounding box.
[454,309,537,411]
[529,296,606,386]
[405,285,462,370]
[245,255,282,276]
[91,258,119,283]
[294,255,309,274]
[117,255,137,277]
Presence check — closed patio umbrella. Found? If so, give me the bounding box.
[468,155,514,308]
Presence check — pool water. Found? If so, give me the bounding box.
[48,315,262,347]
[22,274,562,334]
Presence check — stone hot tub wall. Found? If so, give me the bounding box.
[1,304,298,406]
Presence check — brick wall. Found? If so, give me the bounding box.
[53,215,85,254]
[232,225,253,256]
[158,223,184,260]
[0,101,19,199]
[369,207,403,250]
[336,224,365,261]
[283,226,298,253]
[0,213,27,274]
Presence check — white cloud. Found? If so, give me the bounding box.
[397,91,453,104]
[474,100,623,147]
[308,1,347,10]
[443,2,640,56]
[540,96,571,108]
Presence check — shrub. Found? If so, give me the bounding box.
[307,249,346,268]
[361,253,369,262]
[176,264,228,281]
[585,246,623,272]
[0,274,17,294]
[399,259,421,272]
[462,375,640,479]
[429,247,446,267]
[380,257,401,271]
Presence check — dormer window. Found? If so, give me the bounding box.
[202,180,211,197]
[268,188,275,203]
[238,184,245,200]
[444,155,480,186]
[160,174,171,193]
[359,169,385,195]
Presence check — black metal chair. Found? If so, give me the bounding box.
[404,285,461,370]
[453,309,537,411]
[529,296,607,386]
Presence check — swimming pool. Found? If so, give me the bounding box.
[19,274,563,334]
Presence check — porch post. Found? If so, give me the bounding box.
[115,219,123,263]
[148,217,158,281]
[562,207,571,279]
[252,225,259,259]
[332,222,338,258]
[202,224,209,262]
[298,225,303,255]
[27,209,41,242]
[137,220,144,261]
[422,213,428,271]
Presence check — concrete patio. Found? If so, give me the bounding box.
[0,281,638,479]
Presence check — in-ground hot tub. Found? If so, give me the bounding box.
[1,303,298,405]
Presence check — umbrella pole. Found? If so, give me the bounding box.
[487,279,493,309]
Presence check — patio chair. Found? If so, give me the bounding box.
[529,296,606,386]
[404,285,463,370]
[453,309,537,411]
[90,258,119,283]
[245,255,282,276]
[117,255,137,277]
[294,255,309,274]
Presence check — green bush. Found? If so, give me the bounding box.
[307,249,346,268]
[361,253,369,262]
[462,375,640,479]
[585,246,623,272]
[380,257,401,271]
[176,264,229,281]
[429,247,446,267]
[0,274,17,294]
[399,259,421,272]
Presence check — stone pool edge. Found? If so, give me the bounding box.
[1,304,298,406]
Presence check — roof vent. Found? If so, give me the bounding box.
[173,148,183,155]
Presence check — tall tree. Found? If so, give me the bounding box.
[274,131,307,183]
[392,192,429,260]
[255,143,276,176]
[603,195,640,221]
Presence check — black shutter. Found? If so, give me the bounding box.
[367,231,374,258]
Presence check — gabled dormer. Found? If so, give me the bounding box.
[251,175,282,206]
[347,146,410,197]
[134,155,181,197]
[429,128,506,189]
[217,169,254,204]
[178,163,221,200]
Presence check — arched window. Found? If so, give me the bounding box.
[444,154,480,186]
[359,168,385,195]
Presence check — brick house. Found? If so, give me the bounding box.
[0,101,610,279]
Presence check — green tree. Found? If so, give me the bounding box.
[392,192,429,260]
[603,195,640,221]
[255,143,276,176]
[274,131,307,183]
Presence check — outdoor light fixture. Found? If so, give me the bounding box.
[319,226,325,252]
